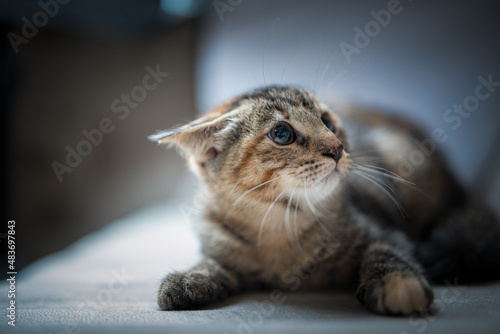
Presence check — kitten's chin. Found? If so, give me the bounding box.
[314,158,350,197]
[322,154,350,179]
[321,163,340,183]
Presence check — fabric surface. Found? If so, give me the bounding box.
[1,177,500,334]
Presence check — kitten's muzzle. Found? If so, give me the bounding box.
[322,144,344,164]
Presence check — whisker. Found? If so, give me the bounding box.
[313,32,327,91]
[286,186,302,251]
[262,17,280,87]
[323,68,349,91]
[232,175,283,207]
[285,186,294,243]
[258,184,290,247]
[363,164,407,179]
[341,73,358,81]
[307,183,338,216]
[224,175,284,228]
[350,149,387,156]
[293,188,303,252]
[352,170,407,218]
[348,127,390,145]
[230,179,243,194]
[354,169,396,193]
[317,47,339,90]
[303,184,321,217]
[303,183,330,234]
[352,163,428,197]
[353,164,415,186]
[350,156,386,164]
[281,39,300,85]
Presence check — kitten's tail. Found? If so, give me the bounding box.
[417,198,500,284]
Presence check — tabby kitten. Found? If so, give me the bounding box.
[149,86,500,315]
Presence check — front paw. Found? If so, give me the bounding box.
[158,270,228,310]
[358,271,434,316]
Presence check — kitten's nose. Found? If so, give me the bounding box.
[323,144,344,163]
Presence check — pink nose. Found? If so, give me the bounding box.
[323,144,344,163]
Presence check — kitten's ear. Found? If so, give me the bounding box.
[148,111,235,159]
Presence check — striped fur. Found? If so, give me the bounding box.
[150,86,500,315]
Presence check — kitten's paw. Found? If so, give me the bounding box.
[382,271,433,315]
[358,271,434,316]
[158,270,228,310]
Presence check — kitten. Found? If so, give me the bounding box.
[149,86,500,315]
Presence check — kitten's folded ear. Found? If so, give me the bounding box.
[148,111,236,159]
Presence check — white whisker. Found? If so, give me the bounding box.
[303,182,330,234]
[323,68,349,91]
[357,169,396,194]
[348,127,390,145]
[285,186,302,251]
[293,188,303,252]
[281,40,300,84]
[230,179,243,194]
[361,164,411,182]
[317,47,339,90]
[314,33,327,91]
[352,170,407,218]
[232,175,282,207]
[352,163,428,197]
[261,17,280,87]
[224,175,284,228]
[258,184,290,247]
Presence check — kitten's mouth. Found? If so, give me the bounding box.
[320,154,350,184]
[320,162,340,183]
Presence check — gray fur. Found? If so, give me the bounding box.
[153,86,500,316]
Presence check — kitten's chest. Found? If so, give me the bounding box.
[252,232,354,289]
[204,199,361,288]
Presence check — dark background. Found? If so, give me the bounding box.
[1,0,500,276]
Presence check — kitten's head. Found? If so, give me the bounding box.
[149,86,351,205]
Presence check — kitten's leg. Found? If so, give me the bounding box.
[417,199,500,283]
[356,241,433,316]
[158,257,241,310]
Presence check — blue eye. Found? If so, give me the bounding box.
[269,122,295,145]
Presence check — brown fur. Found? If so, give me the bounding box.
[150,86,500,316]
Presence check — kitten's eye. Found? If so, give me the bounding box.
[321,114,336,133]
[269,122,295,145]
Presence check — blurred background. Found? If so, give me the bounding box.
[1,0,499,275]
